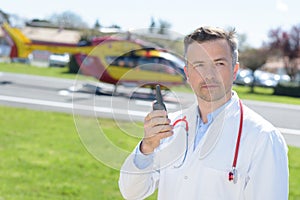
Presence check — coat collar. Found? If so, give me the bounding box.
[156,91,241,168]
[183,92,240,159]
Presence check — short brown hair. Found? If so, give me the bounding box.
[184,26,238,67]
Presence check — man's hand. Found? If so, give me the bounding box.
[141,110,173,154]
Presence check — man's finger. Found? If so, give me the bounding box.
[144,117,170,128]
[145,110,167,121]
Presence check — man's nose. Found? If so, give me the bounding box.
[196,65,217,79]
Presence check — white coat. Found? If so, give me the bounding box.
[119,92,289,200]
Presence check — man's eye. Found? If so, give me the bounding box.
[216,62,225,66]
[193,64,203,68]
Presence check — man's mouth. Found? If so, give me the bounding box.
[200,83,220,89]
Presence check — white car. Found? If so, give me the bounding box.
[48,53,70,67]
[234,69,254,86]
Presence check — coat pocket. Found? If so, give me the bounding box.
[196,165,249,200]
[159,164,249,200]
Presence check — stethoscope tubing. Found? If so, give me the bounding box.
[171,99,244,184]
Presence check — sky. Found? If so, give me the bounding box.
[1,0,299,48]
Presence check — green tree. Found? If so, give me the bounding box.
[149,17,156,33]
[158,19,171,35]
[47,11,88,29]
[0,9,10,24]
[239,47,268,92]
[237,33,251,51]
[94,19,101,29]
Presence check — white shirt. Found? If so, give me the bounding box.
[119,92,289,200]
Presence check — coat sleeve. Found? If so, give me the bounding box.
[118,111,183,199]
[243,129,289,200]
[118,144,159,200]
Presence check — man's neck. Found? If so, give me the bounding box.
[197,93,232,123]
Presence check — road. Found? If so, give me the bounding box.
[0,72,299,147]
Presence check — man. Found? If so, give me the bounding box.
[119,26,289,199]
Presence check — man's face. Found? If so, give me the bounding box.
[185,39,238,102]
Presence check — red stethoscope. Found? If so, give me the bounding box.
[228,99,244,184]
[172,99,244,184]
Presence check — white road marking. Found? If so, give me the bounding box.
[58,90,71,96]
[243,99,300,111]
[0,95,147,117]
[278,128,300,136]
[134,100,178,109]
[0,95,299,135]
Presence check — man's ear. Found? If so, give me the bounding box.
[233,62,239,80]
[184,66,189,79]
[183,66,190,84]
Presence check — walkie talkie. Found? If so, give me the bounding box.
[153,85,167,111]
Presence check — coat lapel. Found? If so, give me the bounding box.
[198,95,239,159]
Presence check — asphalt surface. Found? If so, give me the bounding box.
[0,72,299,147]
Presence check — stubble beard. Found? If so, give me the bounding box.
[195,84,232,103]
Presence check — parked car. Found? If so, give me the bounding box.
[254,70,291,88]
[234,69,291,88]
[48,53,70,67]
[253,70,278,88]
[234,68,254,86]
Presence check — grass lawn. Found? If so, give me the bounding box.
[0,106,299,199]
[168,84,300,105]
[0,106,156,200]
[0,62,75,79]
[0,62,299,199]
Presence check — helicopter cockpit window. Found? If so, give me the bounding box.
[158,58,177,75]
[107,56,137,68]
[137,57,177,74]
[106,54,178,75]
[137,57,159,71]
